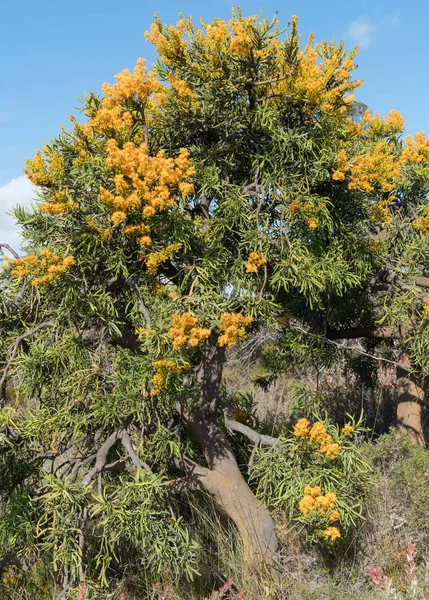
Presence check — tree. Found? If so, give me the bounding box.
[1,8,429,593]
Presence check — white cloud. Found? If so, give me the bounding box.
[347,13,399,48]
[347,18,375,48]
[0,176,35,252]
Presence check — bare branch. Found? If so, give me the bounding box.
[0,321,54,396]
[326,326,394,340]
[118,430,152,473]
[222,399,279,447]
[130,277,152,327]
[0,243,20,260]
[81,431,120,486]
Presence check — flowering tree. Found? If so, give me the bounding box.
[1,8,429,593]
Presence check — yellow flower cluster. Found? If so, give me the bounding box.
[288,198,324,230]
[245,251,267,273]
[341,424,355,437]
[150,359,188,396]
[25,148,65,188]
[38,190,78,215]
[293,417,311,438]
[309,422,342,459]
[277,31,362,114]
[9,249,75,287]
[323,526,341,541]
[293,419,341,460]
[334,142,400,194]
[230,19,255,57]
[360,109,405,136]
[145,243,183,275]
[414,203,429,236]
[401,131,429,165]
[145,13,360,115]
[218,313,253,348]
[299,485,341,541]
[422,299,429,318]
[299,485,338,516]
[99,140,195,246]
[145,19,190,67]
[90,58,163,134]
[168,313,211,350]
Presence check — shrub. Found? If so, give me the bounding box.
[251,415,371,548]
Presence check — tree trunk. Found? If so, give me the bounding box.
[396,364,425,446]
[187,410,278,561]
[181,334,278,562]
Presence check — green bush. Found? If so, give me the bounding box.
[250,415,371,548]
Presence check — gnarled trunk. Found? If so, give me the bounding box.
[181,334,278,562]
[188,411,278,560]
[396,364,425,446]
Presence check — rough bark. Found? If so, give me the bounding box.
[396,364,426,446]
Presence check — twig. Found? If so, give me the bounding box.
[0,243,19,260]
[130,277,152,327]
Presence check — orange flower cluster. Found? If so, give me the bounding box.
[323,526,341,541]
[38,190,78,215]
[335,142,400,194]
[277,28,361,114]
[168,313,211,350]
[414,203,429,236]
[309,422,342,459]
[299,485,339,521]
[145,13,360,115]
[299,486,341,541]
[294,419,341,460]
[150,359,188,396]
[293,417,311,438]
[288,198,323,230]
[230,18,255,57]
[99,139,195,246]
[145,19,189,62]
[246,251,267,273]
[9,249,75,287]
[145,243,183,275]
[341,424,355,437]
[422,299,429,318]
[360,109,405,136]
[90,58,163,135]
[218,313,253,347]
[401,132,429,165]
[25,148,65,188]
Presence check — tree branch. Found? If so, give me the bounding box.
[81,431,120,486]
[0,243,20,260]
[118,430,152,473]
[222,399,279,447]
[326,326,394,340]
[130,277,152,327]
[0,321,54,397]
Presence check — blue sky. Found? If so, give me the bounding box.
[1,0,428,246]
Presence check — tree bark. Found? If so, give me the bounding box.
[396,364,425,446]
[181,333,278,563]
[185,410,278,561]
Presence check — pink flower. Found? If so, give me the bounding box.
[77,585,88,600]
[214,580,233,597]
[368,567,383,580]
[406,542,417,563]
